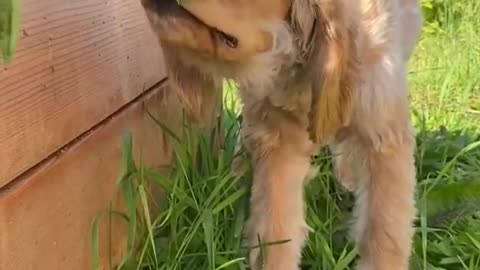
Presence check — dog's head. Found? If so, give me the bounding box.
[142,0,359,143]
[141,0,291,60]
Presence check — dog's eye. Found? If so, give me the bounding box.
[218,31,238,48]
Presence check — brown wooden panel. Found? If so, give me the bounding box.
[0,0,166,185]
[0,83,181,270]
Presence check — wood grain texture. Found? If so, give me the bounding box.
[0,0,166,186]
[0,83,182,270]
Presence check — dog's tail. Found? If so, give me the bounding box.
[398,0,424,60]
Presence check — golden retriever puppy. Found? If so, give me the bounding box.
[141,0,423,269]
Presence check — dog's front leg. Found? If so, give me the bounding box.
[333,130,416,270]
[242,107,313,270]
[356,139,416,270]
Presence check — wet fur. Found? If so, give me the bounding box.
[142,0,423,269]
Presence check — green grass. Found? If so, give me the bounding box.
[93,1,480,269]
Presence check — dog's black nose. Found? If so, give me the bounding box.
[142,0,183,17]
[142,0,178,10]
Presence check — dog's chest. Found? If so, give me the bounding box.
[270,85,311,116]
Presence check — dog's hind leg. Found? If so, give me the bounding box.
[243,104,313,270]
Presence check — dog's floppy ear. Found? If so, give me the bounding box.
[292,0,359,145]
[161,45,223,130]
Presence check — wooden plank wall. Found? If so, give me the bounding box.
[0,0,183,269]
[0,84,182,270]
[0,0,166,185]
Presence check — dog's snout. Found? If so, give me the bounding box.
[142,0,241,50]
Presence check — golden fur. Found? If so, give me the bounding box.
[141,0,423,269]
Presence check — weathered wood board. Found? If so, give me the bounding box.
[0,82,182,270]
[0,0,166,185]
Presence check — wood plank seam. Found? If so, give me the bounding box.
[0,78,168,196]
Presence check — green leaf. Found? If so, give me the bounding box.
[116,133,138,270]
[423,179,480,226]
[215,258,246,270]
[138,184,158,267]
[0,0,21,65]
